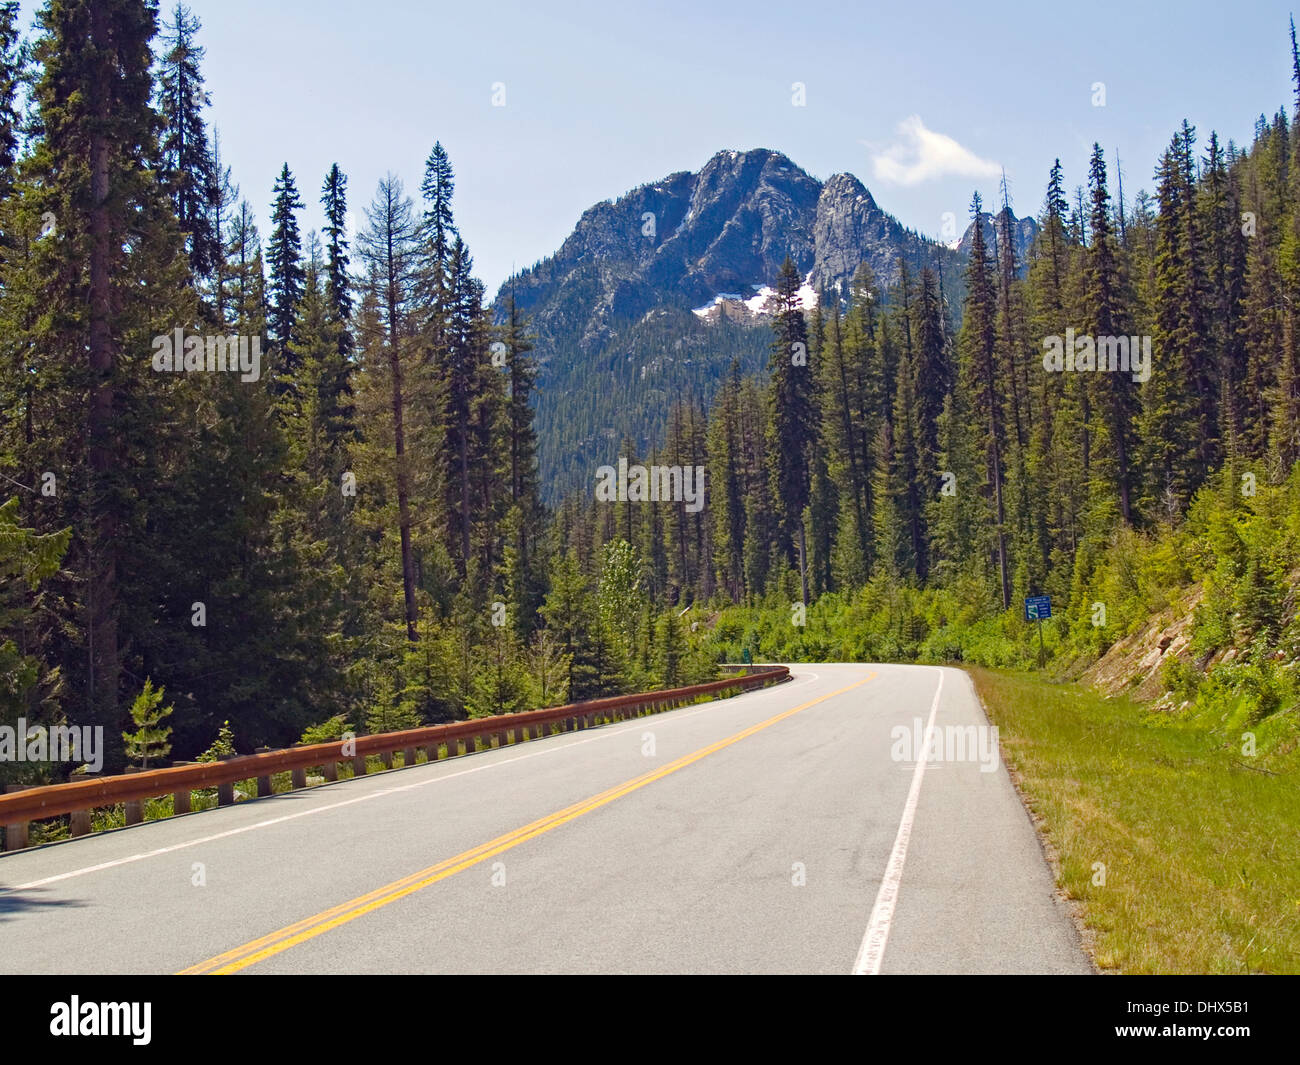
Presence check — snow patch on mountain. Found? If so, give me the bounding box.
[693,276,819,320]
[691,293,745,318]
[743,275,819,315]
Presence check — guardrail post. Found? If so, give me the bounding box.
[402,747,416,767]
[530,724,541,740]
[423,743,439,762]
[494,731,506,748]
[70,808,91,836]
[446,738,460,758]
[380,750,393,769]
[255,748,274,797]
[218,779,235,806]
[123,767,144,824]
[3,785,31,851]
[322,759,338,781]
[352,753,367,776]
[291,767,307,789]
[168,760,194,813]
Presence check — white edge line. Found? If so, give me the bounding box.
[852,665,944,975]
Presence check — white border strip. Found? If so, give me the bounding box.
[4,670,817,892]
[852,666,944,974]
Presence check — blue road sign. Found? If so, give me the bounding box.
[1024,595,1052,621]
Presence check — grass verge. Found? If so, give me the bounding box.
[967,665,1300,974]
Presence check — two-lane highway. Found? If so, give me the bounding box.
[0,664,1092,974]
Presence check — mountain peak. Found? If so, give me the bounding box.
[957,206,1039,263]
[495,149,1033,498]
[699,147,800,171]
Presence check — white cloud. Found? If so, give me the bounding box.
[868,115,1001,186]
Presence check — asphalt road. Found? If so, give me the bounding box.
[0,664,1092,974]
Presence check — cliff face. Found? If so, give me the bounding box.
[497,148,976,353]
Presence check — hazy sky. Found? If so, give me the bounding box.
[19,0,1300,296]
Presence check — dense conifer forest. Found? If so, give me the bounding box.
[3,1,1300,778]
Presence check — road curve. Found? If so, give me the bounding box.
[0,664,1091,974]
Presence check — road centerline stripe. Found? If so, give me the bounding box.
[180,670,876,975]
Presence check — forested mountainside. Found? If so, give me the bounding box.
[494,148,1036,499]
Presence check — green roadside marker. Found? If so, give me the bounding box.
[1024,595,1051,666]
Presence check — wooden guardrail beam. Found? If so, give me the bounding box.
[0,666,789,850]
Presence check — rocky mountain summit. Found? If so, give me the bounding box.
[498,149,977,356]
[957,207,1039,265]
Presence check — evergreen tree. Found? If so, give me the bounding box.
[1082,145,1138,524]
[13,0,195,768]
[499,289,546,637]
[958,192,1011,607]
[0,1,26,262]
[267,162,305,369]
[0,498,69,785]
[122,678,172,769]
[357,175,423,641]
[765,256,817,601]
[207,132,239,319]
[156,3,218,279]
[421,142,456,271]
[1142,136,1204,514]
[708,360,747,599]
[913,265,951,473]
[320,163,354,359]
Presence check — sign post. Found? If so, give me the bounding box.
[1024,595,1051,667]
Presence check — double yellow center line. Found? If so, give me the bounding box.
[180,671,875,974]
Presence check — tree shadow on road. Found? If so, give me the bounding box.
[0,888,88,923]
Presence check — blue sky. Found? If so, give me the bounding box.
[20,0,1300,295]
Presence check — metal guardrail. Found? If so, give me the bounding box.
[0,665,790,851]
